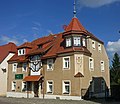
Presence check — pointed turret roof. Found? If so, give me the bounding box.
[65,17,86,32]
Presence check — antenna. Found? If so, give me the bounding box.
[73,0,77,17]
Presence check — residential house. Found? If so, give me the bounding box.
[7,16,110,100]
[0,42,17,96]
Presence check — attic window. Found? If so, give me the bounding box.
[66,38,71,47]
[18,49,25,56]
[38,45,42,49]
[73,37,81,46]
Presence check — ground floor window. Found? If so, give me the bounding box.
[22,82,27,92]
[47,81,53,94]
[12,81,16,91]
[62,81,70,94]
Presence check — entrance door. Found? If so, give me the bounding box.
[34,82,39,97]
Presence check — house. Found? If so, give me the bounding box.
[0,42,17,96]
[7,14,110,100]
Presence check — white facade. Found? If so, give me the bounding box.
[0,53,15,96]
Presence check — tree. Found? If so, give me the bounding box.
[110,53,120,85]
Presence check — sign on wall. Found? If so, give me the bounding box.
[15,74,23,80]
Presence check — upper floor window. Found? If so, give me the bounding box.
[98,43,101,52]
[82,38,86,47]
[22,63,27,72]
[63,57,70,69]
[47,59,54,70]
[12,63,17,72]
[89,58,94,71]
[100,61,104,71]
[73,37,81,46]
[66,38,71,47]
[18,48,25,56]
[63,81,70,94]
[47,81,53,94]
[92,40,95,49]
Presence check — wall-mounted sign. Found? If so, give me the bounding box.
[15,74,23,80]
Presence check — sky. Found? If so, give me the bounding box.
[0,0,120,61]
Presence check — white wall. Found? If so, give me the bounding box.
[0,53,14,96]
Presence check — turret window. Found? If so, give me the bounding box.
[82,38,86,47]
[73,37,81,46]
[66,38,71,47]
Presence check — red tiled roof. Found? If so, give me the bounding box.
[65,17,86,32]
[23,75,42,82]
[17,42,32,49]
[0,42,17,63]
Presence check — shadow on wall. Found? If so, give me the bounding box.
[81,77,110,100]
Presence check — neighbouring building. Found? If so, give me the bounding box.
[0,42,17,96]
[7,9,110,100]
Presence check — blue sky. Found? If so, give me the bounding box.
[0,0,120,60]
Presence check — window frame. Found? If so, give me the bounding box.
[89,58,94,71]
[100,61,104,72]
[62,80,71,95]
[22,63,27,72]
[22,81,27,92]
[73,36,81,46]
[46,80,53,94]
[66,37,72,47]
[92,40,95,49]
[98,43,101,52]
[11,81,16,91]
[63,57,70,69]
[47,59,54,71]
[12,63,17,72]
[18,48,25,56]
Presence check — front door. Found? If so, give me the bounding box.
[34,82,39,97]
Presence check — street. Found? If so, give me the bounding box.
[0,97,120,104]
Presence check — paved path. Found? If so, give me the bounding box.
[0,97,119,104]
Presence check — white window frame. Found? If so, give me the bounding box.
[92,40,95,49]
[89,58,94,71]
[46,80,53,94]
[11,81,16,91]
[73,36,81,46]
[66,38,71,47]
[82,38,86,47]
[100,61,104,72]
[47,59,54,70]
[12,63,17,72]
[98,43,101,52]
[63,57,70,69]
[18,48,25,56]
[22,63,27,72]
[62,80,71,95]
[22,81,27,92]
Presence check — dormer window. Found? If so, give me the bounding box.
[73,37,81,46]
[18,48,25,56]
[82,37,86,47]
[66,38,71,47]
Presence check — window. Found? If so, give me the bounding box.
[82,38,86,47]
[90,80,94,92]
[73,37,81,46]
[63,81,70,94]
[18,48,25,56]
[22,63,27,72]
[100,61,104,71]
[101,80,105,91]
[12,81,16,91]
[89,58,94,70]
[12,63,17,72]
[63,57,70,69]
[98,43,101,51]
[47,59,54,70]
[66,38,71,47]
[22,82,27,92]
[47,81,53,93]
[92,40,95,49]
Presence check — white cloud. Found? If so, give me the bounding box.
[106,39,120,54]
[77,0,120,8]
[0,35,19,45]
